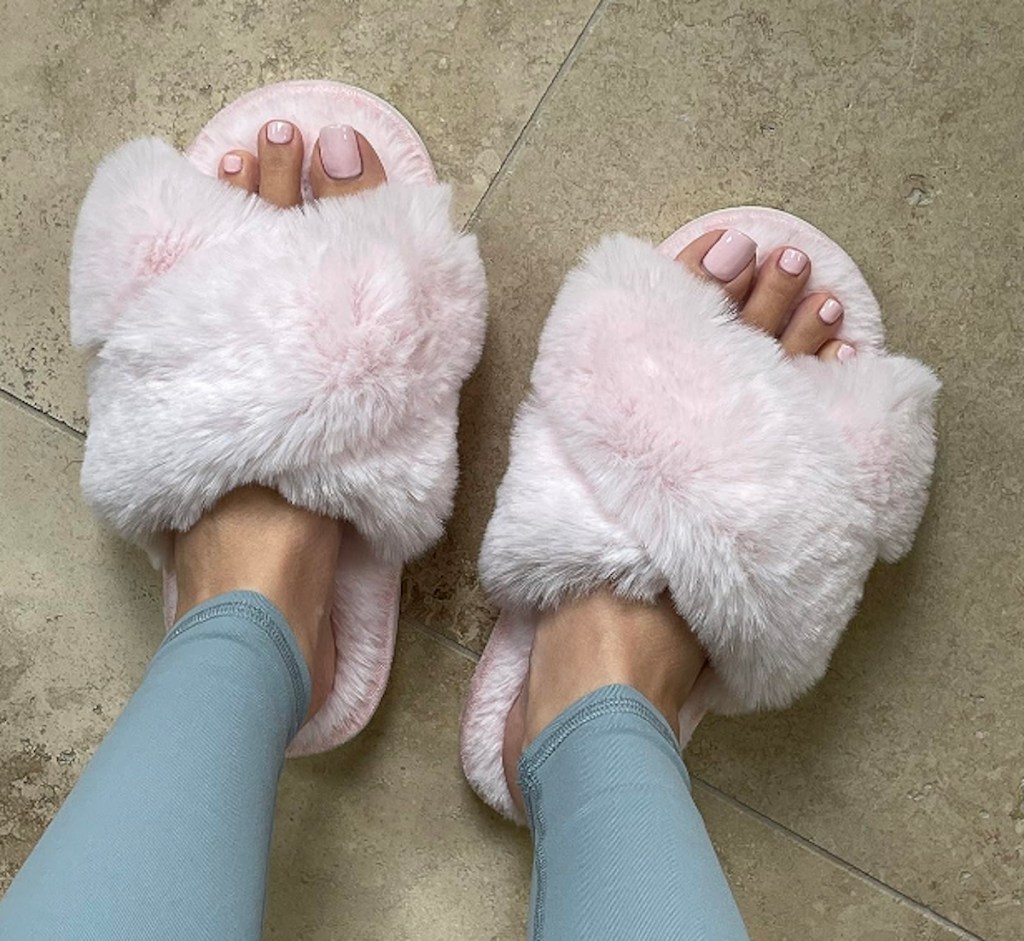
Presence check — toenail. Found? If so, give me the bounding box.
[819,298,844,324]
[267,120,294,145]
[320,124,363,179]
[222,154,243,174]
[778,248,808,276]
[701,229,757,282]
[837,343,857,362]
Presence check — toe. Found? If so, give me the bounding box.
[218,150,258,193]
[739,245,811,336]
[257,119,304,208]
[676,229,757,305]
[818,338,858,363]
[310,125,388,199]
[779,292,844,356]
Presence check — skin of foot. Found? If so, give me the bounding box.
[175,120,388,722]
[502,226,856,813]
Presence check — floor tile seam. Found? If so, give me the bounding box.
[462,0,610,234]
[401,615,482,663]
[0,386,84,442]
[691,777,987,941]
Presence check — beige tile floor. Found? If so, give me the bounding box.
[1,0,1020,938]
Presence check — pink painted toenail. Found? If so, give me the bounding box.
[702,229,757,282]
[222,154,243,174]
[837,343,857,362]
[779,248,808,276]
[320,124,362,179]
[819,298,843,324]
[267,120,294,145]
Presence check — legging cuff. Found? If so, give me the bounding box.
[517,683,688,823]
[167,590,312,739]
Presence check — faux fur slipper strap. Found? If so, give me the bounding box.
[71,137,487,565]
[479,231,939,716]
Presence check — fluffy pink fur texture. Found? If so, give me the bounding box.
[71,137,487,753]
[462,228,938,821]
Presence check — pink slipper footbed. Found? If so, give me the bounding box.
[460,208,939,823]
[70,80,487,757]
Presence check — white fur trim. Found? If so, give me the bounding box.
[463,229,938,819]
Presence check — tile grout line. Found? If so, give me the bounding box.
[0,386,84,441]
[462,0,610,234]
[403,619,985,938]
[403,615,482,664]
[693,778,987,940]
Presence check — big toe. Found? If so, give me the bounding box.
[676,229,758,305]
[257,119,304,208]
[311,125,387,199]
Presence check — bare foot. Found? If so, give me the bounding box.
[177,119,389,722]
[502,226,856,812]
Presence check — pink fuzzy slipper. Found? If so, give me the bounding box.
[70,81,487,755]
[460,207,939,821]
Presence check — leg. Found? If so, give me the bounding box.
[0,483,343,940]
[522,685,748,941]
[0,591,310,941]
[0,454,348,941]
[0,485,344,933]
[507,592,748,941]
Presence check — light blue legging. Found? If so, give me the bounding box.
[0,591,748,940]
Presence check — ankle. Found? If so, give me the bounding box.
[523,589,706,744]
[172,486,341,681]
